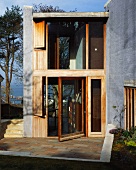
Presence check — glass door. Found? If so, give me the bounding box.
[87,76,106,137]
[58,78,85,141]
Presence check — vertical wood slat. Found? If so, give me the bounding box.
[130,89,133,128]
[129,88,131,129]
[82,79,84,133]
[103,24,106,74]
[33,76,43,116]
[126,88,129,129]
[33,116,47,137]
[58,77,62,141]
[34,21,45,48]
[86,77,88,137]
[134,89,136,127]
[34,50,46,70]
[125,87,136,130]
[46,24,48,70]
[132,89,135,127]
[86,24,89,70]
[88,77,91,136]
[124,88,127,130]
[101,77,106,136]
[46,77,48,136]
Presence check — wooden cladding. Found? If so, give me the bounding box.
[33,76,43,116]
[33,116,47,137]
[34,50,46,70]
[124,87,136,130]
[34,21,45,48]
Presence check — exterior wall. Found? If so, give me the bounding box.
[23,6,33,137]
[23,8,108,137]
[106,0,136,127]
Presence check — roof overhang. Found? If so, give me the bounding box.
[33,12,109,18]
[33,12,109,22]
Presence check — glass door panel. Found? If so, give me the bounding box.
[87,76,106,137]
[58,78,84,141]
[91,79,101,132]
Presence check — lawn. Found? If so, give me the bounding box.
[0,155,113,170]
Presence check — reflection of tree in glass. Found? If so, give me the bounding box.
[62,85,74,100]
[59,37,70,69]
[58,22,85,69]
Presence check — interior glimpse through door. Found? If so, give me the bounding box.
[58,78,85,141]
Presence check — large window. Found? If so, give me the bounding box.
[48,21,86,69]
[89,22,104,69]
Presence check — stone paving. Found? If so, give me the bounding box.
[0,137,104,160]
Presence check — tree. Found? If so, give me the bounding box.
[0,6,23,103]
[33,3,65,13]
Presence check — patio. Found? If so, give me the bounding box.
[0,137,104,161]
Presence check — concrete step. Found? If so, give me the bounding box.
[4,119,24,138]
[4,134,23,138]
[6,129,23,135]
[9,119,23,123]
[7,124,23,130]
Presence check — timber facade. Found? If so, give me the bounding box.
[23,0,136,140]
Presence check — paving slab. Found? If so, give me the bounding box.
[0,137,104,161]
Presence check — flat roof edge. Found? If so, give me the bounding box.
[33,12,109,18]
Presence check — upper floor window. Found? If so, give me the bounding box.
[33,19,105,70]
[89,22,104,69]
[48,21,86,69]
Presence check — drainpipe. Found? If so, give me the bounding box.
[0,75,4,130]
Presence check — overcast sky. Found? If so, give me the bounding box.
[0,0,108,15]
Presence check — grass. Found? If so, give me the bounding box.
[0,155,113,170]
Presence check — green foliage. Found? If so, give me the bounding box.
[122,130,131,138]
[115,127,136,147]
[125,141,136,147]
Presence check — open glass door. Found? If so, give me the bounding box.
[58,78,85,141]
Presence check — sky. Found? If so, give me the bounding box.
[0,0,108,15]
[0,0,108,86]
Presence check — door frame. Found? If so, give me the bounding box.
[58,77,85,141]
[87,76,106,137]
